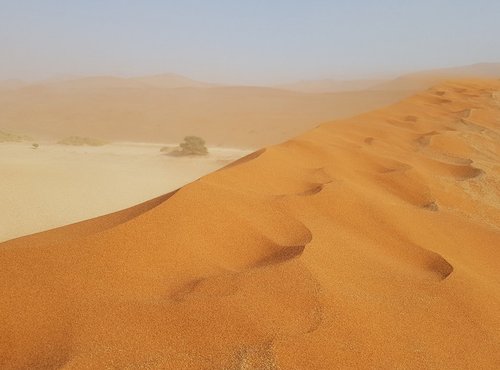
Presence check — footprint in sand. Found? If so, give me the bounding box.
[364,137,374,145]
[420,157,484,181]
[414,131,440,149]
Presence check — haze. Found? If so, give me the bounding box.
[2,0,500,84]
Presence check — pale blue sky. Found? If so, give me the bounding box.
[1,0,499,83]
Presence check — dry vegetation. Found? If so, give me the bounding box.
[57,136,107,146]
[162,136,208,156]
[0,130,29,143]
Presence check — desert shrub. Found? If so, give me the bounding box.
[32,143,39,149]
[0,130,28,143]
[57,136,107,146]
[180,136,208,155]
[168,136,208,156]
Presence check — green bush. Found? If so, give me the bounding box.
[179,136,208,155]
[167,136,208,156]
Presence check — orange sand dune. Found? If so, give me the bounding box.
[1,80,500,369]
[372,62,500,92]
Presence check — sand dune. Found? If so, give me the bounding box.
[274,78,385,93]
[0,79,499,368]
[3,64,497,149]
[373,62,500,92]
[0,143,249,243]
[131,73,216,89]
[0,77,410,148]
[32,73,215,90]
[273,63,500,94]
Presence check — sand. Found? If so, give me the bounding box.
[0,77,411,148]
[371,62,500,92]
[1,79,500,369]
[4,64,497,149]
[274,78,385,93]
[0,142,249,242]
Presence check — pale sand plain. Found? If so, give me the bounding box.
[0,79,499,368]
[0,142,249,242]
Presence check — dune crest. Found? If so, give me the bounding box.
[1,79,500,368]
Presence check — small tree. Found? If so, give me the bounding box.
[178,136,208,155]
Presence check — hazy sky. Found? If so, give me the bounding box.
[1,0,499,84]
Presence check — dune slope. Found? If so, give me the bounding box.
[1,80,500,369]
[372,62,500,92]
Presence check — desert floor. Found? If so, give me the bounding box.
[0,142,250,242]
[0,79,499,369]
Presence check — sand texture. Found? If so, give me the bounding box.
[0,143,248,242]
[1,80,499,369]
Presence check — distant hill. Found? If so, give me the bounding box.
[0,78,408,147]
[2,63,498,147]
[372,63,500,92]
[131,73,216,88]
[274,79,385,93]
[273,63,500,94]
[26,73,215,90]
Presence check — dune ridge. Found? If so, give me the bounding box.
[1,79,500,368]
[371,63,500,92]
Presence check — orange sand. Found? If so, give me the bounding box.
[1,80,499,369]
[0,143,250,242]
